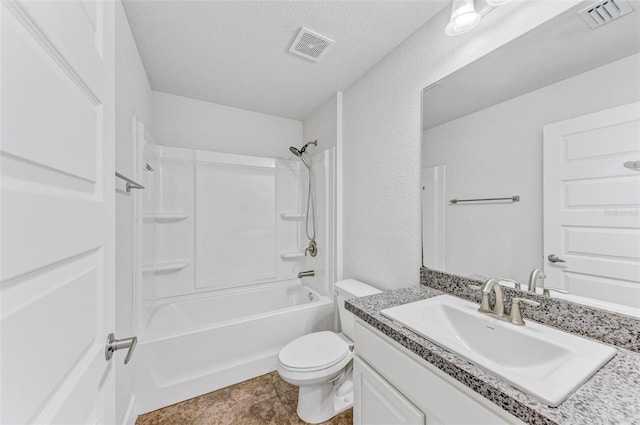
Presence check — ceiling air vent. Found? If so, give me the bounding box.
[289,27,334,62]
[578,0,633,29]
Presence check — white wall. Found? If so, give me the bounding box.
[303,93,338,150]
[423,53,640,285]
[152,91,303,158]
[115,2,152,424]
[341,1,580,291]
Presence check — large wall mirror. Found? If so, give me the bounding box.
[421,1,640,316]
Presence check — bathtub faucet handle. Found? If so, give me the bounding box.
[305,240,318,257]
[105,333,138,365]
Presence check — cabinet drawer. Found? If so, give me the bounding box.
[354,320,524,425]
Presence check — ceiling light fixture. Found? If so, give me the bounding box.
[445,0,482,36]
[445,0,512,36]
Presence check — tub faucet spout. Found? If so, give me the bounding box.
[298,270,315,278]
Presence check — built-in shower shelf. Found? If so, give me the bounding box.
[143,211,189,223]
[280,212,306,221]
[142,260,189,274]
[280,252,306,261]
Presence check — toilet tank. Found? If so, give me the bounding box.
[335,279,382,339]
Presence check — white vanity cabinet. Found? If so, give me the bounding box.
[354,357,426,425]
[353,320,525,425]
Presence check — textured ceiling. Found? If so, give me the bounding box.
[123,0,449,120]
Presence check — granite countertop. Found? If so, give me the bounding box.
[345,286,640,425]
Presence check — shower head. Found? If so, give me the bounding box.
[289,140,317,169]
[289,146,310,168]
[290,140,318,156]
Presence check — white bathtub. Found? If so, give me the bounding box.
[133,280,333,413]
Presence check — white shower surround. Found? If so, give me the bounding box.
[135,145,336,411]
[134,280,333,413]
[142,145,310,304]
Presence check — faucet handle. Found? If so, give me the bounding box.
[513,297,540,307]
[468,284,484,291]
[498,278,522,290]
[509,297,541,326]
[543,287,569,297]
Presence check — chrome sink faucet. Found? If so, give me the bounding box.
[470,279,540,325]
[527,268,570,298]
[528,268,545,292]
[469,279,505,317]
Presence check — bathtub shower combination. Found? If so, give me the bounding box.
[134,143,336,413]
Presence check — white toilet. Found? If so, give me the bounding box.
[277,279,382,424]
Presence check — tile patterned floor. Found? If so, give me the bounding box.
[136,371,353,425]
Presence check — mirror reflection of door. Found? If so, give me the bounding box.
[421,1,640,316]
[543,102,640,310]
[422,165,446,270]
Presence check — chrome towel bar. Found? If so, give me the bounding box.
[450,195,519,204]
[115,172,144,192]
[624,160,640,171]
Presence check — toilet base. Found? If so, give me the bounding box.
[296,379,353,424]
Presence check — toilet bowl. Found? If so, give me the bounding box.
[277,279,381,424]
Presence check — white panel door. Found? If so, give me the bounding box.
[543,102,640,309]
[1,1,116,424]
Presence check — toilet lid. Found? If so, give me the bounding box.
[279,331,350,371]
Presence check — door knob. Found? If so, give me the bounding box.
[547,254,566,263]
[105,333,137,365]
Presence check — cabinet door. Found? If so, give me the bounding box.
[354,357,427,425]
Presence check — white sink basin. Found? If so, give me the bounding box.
[380,295,616,406]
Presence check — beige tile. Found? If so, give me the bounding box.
[268,369,297,394]
[135,395,209,425]
[266,370,282,383]
[273,378,297,395]
[328,408,353,425]
[279,390,353,425]
[211,395,295,425]
[135,373,352,425]
[205,372,279,418]
[278,390,305,425]
[278,389,299,412]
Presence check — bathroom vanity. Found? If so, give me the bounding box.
[353,319,524,424]
[347,284,640,425]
